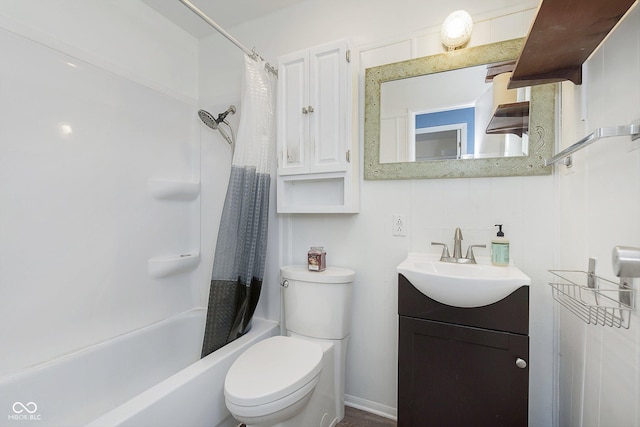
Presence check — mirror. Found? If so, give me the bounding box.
[364,38,555,179]
[380,64,530,162]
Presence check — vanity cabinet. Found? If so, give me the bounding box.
[397,274,529,427]
[276,40,358,213]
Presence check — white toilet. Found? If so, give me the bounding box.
[224,265,355,427]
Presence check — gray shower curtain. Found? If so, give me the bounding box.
[202,55,276,358]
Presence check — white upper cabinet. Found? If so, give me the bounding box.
[277,39,350,175]
[276,39,358,213]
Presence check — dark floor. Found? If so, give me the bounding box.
[238,406,396,427]
[337,406,397,427]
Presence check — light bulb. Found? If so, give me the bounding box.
[441,10,473,50]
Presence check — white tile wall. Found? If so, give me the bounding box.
[557,4,640,426]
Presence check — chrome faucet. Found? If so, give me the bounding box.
[452,227,463,259]
[431,227,486,264]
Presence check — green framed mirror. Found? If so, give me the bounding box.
[364,38,555,180]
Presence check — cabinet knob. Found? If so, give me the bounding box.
[515,358,527,369]
[302,107,308,114]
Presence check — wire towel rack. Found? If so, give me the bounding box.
[549,268,636,329]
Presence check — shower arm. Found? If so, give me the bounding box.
[178,0,278,76]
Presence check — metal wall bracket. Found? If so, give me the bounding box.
[545,123,640,167]
[620,279,633,308]
[587,258,596,289]
[613,246,640,308]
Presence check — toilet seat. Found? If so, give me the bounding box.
[224,335,323,414]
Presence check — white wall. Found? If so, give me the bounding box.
[0,0,198,101]
[557,4,640,426]
[199,1,556,425]
[0,2,203,377]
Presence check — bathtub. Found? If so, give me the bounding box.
[0,309,279,427]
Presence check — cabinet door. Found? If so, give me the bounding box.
[277,51,308,174]
[308,40,349,173]
[398,316,529,427]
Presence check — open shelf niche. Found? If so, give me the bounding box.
[147,177,201,278]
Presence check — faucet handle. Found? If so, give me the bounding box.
[465,244,486,264]
[431,242,451,261]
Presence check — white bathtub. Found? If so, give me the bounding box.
[0,309,278,427]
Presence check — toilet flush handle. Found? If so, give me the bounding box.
[280,280,289,288]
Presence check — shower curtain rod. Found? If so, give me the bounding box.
[178,0,278,77]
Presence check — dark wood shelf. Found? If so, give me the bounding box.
[486,101,529,137]
[484,60,516,82]
[509,0,637,89]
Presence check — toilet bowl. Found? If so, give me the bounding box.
[224,265,355,427]
[224,336,323,426]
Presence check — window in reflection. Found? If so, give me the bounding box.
[379,62,530,163]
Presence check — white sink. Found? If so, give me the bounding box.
[397,253,531,308]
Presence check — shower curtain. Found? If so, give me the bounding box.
[201,55,276,358]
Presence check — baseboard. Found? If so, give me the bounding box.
[344,394,397,421]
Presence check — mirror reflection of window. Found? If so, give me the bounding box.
[411,107,473,161]
[378,62,530,164]
[414,128,461,160]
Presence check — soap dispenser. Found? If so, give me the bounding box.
[491,224,510,266]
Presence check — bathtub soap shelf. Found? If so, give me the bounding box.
[148,179,200,201]
[549,269,636,329]
[148,251,200,278]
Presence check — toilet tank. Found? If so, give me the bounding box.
[281,265,355,340]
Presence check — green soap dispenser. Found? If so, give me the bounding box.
[491,224,510,266]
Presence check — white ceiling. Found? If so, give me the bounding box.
[142,0,305,38]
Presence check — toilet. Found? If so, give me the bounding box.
[224,265,355,427]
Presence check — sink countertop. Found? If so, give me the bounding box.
[397,252,531,308]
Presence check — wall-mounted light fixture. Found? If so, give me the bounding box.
[441,10,473,51]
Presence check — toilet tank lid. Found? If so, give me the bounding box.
[281,265,355,283]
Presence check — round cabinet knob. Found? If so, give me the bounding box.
[515,358,527,369]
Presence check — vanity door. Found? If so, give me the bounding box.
[398,316,529,427]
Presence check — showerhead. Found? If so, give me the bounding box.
[198,109,219,129]
[198,105,236,130]
[198,105,237,145]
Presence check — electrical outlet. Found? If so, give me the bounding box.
[393,214,407,236]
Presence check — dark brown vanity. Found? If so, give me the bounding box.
[397,274,529,426]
